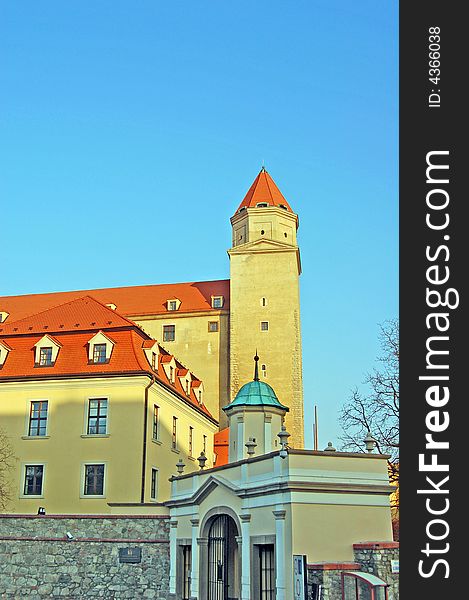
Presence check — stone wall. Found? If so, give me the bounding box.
[307,562,361,600]
[0,515,170,599]
[307,543,399,600]
[353,542,399,600]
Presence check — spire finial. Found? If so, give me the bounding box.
[253,351,260,381]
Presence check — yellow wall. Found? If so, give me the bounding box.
[291,503,393,561]
[0,376,217,514]
[229,241,304,447]
[133,311,230,425]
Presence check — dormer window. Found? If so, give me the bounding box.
[211,296,224,309]
[192,381,204,404]
[93,344,107,364]
[166,298,181,311]
[39,347,53,366]
[279,204,288,210]
[0,340,12,367]
[87,331,115,364]
[143,340,159,371]
[161,355,177,384]
[256,202,269,208]
[239,206,247,213]
[34,335,61,367]
[0,311,9,323]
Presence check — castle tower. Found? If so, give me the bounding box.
[228,168,304,447]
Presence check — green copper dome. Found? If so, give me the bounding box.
[225,380,288,410]
[223,353,289,412]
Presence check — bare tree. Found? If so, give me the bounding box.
[0,427,15,511]
[339,319,399,536]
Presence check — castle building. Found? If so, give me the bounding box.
[0,169,304,507]
[0,170,398,599]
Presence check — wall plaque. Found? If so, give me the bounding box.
[119,547,142,563]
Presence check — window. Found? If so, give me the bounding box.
[186,380,191,395]
[93,343,107,363]
[168,300,177,311]
[150,468,158,501]
[203,435,207,453]
[151,352,158,371]
[172,417,178,449]
[189,427,193,457]
[152,405,159,440]
[163,325,175,342]
[261,321,269,331]
[256,202,269,208]
[261,297,267,307]
[87,398,108,434]
[198,390,203,403]
[0,311,9,323]
[208,321,219,333]
[84,464,105,496]
[211,296,224,309]
[259,545,275,599]
[279,204,288,210]
[29,401,48,436]
[182,545,192,600]
[261,364,267,378]
[169,365,174,383]
[24,465,44,496]
[39,347,53,366]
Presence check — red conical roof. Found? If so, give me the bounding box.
[234,168,294,215]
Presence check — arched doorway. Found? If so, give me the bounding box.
[207,514,239,600]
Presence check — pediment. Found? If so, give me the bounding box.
[168,475,240,507]
[229,238,296,253]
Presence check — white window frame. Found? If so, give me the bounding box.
[152,404,160,442]
[20,462,46,499]
[211,296,224,309]
[25,399,50,438]
[80,462,107,498]
[82,396,110,437]
[150,467,159,501]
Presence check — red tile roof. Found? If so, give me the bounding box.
[0,295,216,423]
[214,427,229,466]
[0,296,135,336]
[234,168,294,215]
[0,280,230,324]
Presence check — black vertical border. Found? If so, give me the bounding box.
[400,3,465,597]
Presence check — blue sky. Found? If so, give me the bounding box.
[0,1,398,448]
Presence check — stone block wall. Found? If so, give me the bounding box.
[307,543,399,600]
[0,514,170,599]
[307,562,361,600]
[353,542,399,600]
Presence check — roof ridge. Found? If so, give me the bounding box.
[0,279,231,302]
[263,170,275,203]
[1,294,99,326]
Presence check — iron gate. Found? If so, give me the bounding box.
[208,515,231,600]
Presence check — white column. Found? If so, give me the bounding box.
[240,513,251,600]
[169,519,178,596]
[190,518,200,598]
[273,509,287,600]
